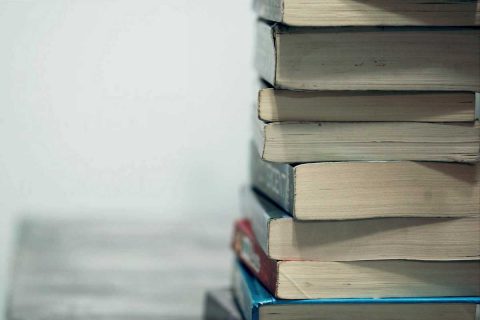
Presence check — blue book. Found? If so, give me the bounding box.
[232,261,480,320]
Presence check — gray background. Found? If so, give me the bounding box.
[0,0,253,317]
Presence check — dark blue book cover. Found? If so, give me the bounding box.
[232,261,480,320]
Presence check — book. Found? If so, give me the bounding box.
[255,120,480,163]
[232,260,480,320]
[241,188,480,261]
[203,288,242,320]
[255,21,480,91]
[250,146,480,219]
[253,0,480,27]
[233,219,480,299]
[258,89,478,122]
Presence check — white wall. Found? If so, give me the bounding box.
[0,0,254,316]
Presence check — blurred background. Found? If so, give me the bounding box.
[0,0,253,317]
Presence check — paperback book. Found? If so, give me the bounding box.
[232,260,480,320]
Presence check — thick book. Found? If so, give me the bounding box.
[258,89,478,122]
[203,288,242,320]
[250,146,480,220]
[255,119,480,163]
[232,260,480,320]
[253,0,480,27]
[255,21,480,91]
[232,219,480,299]
[241,188,480,261]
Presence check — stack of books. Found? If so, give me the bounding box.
[204,1,480,319]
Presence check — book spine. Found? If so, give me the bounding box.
[240,188,271,255]
[254,20,277,86]
[232,262,257,320]
[250,143,295,214]
[232,220,279,297]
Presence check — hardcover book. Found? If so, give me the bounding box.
[253,0,480,27]
[232,219,480,299]
[241,188,480,261]
[250,145,480,219]
[232,260,480,320]
[255,21,480,91]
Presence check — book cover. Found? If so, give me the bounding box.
[232,219,278,295]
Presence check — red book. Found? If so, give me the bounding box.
[231,219,278,296]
